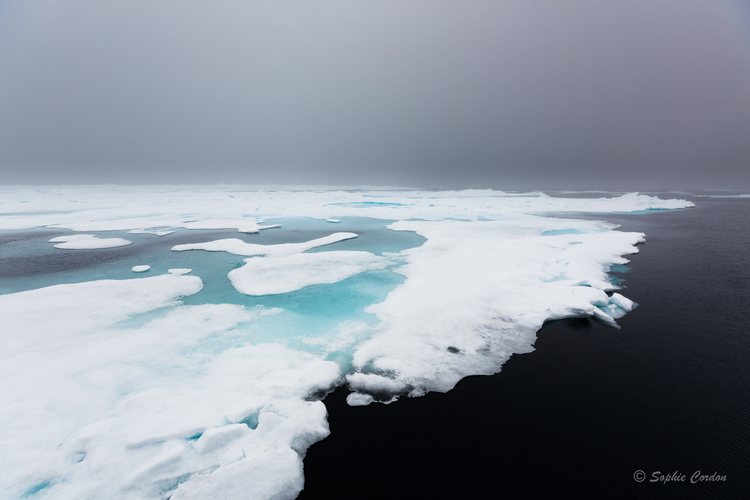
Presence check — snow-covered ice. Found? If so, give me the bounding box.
[168,268,193,275]
[172,232,357,257]
[173,231,386,295]
[229,251,388,295]
[0,186,695,500]
[49,234,133,249]
[345,218,646,400]
[129,229,175,236]
[0,187,692,233]
[0,275,338,500]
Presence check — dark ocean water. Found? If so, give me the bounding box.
[300,196,750,500]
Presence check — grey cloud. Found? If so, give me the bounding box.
[1,0,749,189]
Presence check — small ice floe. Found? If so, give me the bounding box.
[608,292,634,312]
[49,234,133,249]
[168,268,192,275]
[346,393,375,406]
[326,219,341,223]
[172,232,357,257]
[229,251,387,295]
[129,229,174,236]
[132,265,151,273]
[182,219,280,233]
[596,292,637,322]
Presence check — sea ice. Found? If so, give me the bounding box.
[345,218,646,401]
[229,251,388,295]
[49,234,133,249]
[181,219,281,233]
[171,232,357,257]
[0,186,693,232]
[0,186,697,500]
[609,292,634,312]
[168,268,193,275]
[0,275,339,500]
[129,229,175,236]
[132,265,151,273]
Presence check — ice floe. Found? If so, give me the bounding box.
[49,234,133,249]
[345,218,646,401]
[0,186,698,500]
[173,231,385,295]
[132,265,151,273]
[229,251,388,295]
[168,268,193,275]
[0,275,339,500]
[129,229,175,236]
[172,232,357,257]
[181,219,281,233]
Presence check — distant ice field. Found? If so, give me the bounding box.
[0,187,693,500]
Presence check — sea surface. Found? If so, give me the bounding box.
[300,195,750,500]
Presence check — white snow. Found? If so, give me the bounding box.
[0,276,339,500]
[174,232,383,295]
[609,292,634,312]
[345,393,376,406]
[49,234,133,249]
[0,186,693,232]
[229,251,388,295]
[182,219,281,233]
[168,268,192,275]
[132,265,151,273]
[129,229,174,236]
[175,232,381,295]
[0,186,698,500]
[345,218,646,402]
[172,232,357,257]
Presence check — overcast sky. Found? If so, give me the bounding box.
[1,1,749,189]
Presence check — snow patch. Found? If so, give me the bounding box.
[128,229,174,236]
[229,251,388,295]
[171,232,357,257]
[168,268,192,275]
[182,219,281,233]
[345,218,646,401]
[49,234,133,249]
[0,279,339,500]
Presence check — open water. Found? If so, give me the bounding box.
[301,196,750,500]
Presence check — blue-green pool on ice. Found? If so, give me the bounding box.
[0,217,426,365]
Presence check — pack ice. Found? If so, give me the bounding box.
[0,186,693,500]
